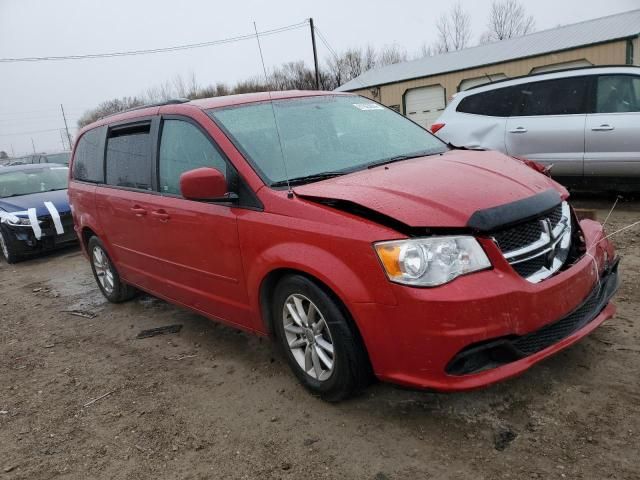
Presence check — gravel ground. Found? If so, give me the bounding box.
[1,197,639,479]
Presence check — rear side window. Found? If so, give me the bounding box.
[514,77,589,116]
[105,124,153,190]
[595,75,640,113]
[159,120,227,195]
[72,127,105,183]
[456,86,520,117]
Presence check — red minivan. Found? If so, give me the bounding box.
[68,91,619,401]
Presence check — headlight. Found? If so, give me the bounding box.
[8,216,32,226]
[374,236,491,286]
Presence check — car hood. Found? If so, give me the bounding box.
[293,150,566,229]
[0,189,70,217]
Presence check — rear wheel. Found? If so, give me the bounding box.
[88,236,136,303]
[0,228,20,264]
[273,275,371,401]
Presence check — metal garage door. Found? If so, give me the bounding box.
[404,85,445,129]
[458,73,508,91]
[530,60,592,74]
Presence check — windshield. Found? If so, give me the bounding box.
[0,167,69,198]
[208,95,447,186]
[45,152,71,165]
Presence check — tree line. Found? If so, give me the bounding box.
[78,0,535,129]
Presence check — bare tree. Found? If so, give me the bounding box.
[480,0,535,43]
[415,42,437,59]
[433,2,472,53]
[269,61,317,90]
[77,96,145,128]
[378,44,408,66]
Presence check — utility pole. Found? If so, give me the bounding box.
[31,138,36,154]
[59,130,67,150]
[309,18,320,90]
[60,104,72,149]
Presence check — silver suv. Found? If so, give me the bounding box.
[432,66,640,190]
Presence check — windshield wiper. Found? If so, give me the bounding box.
[271,171,347,188]
[366,151,441,169]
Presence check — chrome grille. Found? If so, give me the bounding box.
[492,202,572,283]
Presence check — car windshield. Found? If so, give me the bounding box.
[0,167,69,198]
[208,95,448,186]
[45,152,71,165]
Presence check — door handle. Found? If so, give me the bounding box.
[151,209,170,222]
[130,205,147,216]
[509,126,528,133]
[591,124,614,131]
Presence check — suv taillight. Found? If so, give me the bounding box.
[430,123,445,134]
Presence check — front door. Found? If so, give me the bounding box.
[143,117,250,328]
[584,74,640,178]
[505,76,589,178]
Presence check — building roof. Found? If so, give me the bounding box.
[336,9,640,92]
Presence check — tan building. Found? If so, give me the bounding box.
[337,9,640,128]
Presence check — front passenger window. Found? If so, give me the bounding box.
[596,75,640,113]
[159,120,228,195]
[514,77,589,116]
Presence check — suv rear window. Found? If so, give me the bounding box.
[456,86,520,117]
[105,124,153,190]
[596,75,640,113]
[72,127,105,183]
[514,77,589,116]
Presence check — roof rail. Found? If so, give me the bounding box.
[465,64,638,91]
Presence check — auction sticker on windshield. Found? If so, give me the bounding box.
[353,103,384,110]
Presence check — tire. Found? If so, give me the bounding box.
[272,275,371,402]
[0,228,20,264]
[87,236,137,303]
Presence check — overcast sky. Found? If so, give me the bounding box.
[1,0,638,156]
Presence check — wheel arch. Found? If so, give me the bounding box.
[259,267,373,373]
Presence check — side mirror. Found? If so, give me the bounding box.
[179,167,234,202]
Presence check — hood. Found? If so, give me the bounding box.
[0,189,70,217]
[294,150,566,229]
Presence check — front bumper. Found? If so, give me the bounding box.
[1,221,77,257]
[351,219,618,391]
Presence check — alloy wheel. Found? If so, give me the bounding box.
[0,231,9,260]
[92,245,115,295]
[282,293,335,381]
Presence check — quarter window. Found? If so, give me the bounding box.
[105,124,153,190]
[158,120,227,195]
[514,77,589,116]
[456,86,520,117]
[72,127,105,183]
[595,75,640,113]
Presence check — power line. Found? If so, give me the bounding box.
[313,27,340,61]
[0,107,84,118]
[0,128,64,137]
[0,114,81,124]
[313,26,369,91]
[0,21,309,63]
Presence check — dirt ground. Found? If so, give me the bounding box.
[1,197,639,480]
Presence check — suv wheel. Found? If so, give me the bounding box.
[273,275,371,401]
[88,236,136,303]
[0,228,19,264]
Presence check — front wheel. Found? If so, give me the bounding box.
[0,228,20,264]
[273,275,371,402]
[88,236,136,303]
